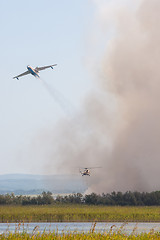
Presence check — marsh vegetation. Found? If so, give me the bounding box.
[0,205,160,222]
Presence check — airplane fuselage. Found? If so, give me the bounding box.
[27,65,40,78]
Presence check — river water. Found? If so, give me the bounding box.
[0,222,160,235]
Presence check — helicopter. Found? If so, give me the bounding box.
[79,167,101,176]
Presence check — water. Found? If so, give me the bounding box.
[0,222,160,235]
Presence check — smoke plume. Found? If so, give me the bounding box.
[44,0,160,193]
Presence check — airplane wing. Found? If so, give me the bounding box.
[35,64,57,71]
[13,70,30,79]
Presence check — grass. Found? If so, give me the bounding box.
[0,205,160,222]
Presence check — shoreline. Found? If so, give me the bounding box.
[1,221,160,223]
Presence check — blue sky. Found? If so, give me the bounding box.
[0,0,97,174]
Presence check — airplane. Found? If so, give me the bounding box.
[13,64,57,80]
[79,167,102,176]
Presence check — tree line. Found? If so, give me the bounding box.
[1,191,160,206]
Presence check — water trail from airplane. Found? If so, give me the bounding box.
[39,77,75,118]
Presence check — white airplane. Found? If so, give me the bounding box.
[13,64,57,80]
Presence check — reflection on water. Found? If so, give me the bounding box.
[0,222,160,235]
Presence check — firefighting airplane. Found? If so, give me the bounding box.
[13,64,57,80]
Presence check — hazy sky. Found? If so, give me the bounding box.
[2,0,158,194]
[0,0,96,174]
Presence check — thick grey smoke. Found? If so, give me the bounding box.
[44,0,160,193]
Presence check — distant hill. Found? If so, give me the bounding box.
[0,174,87,195]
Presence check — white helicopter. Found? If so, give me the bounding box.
[79,167,102,176]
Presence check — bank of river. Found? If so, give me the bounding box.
[0,222,160,235]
